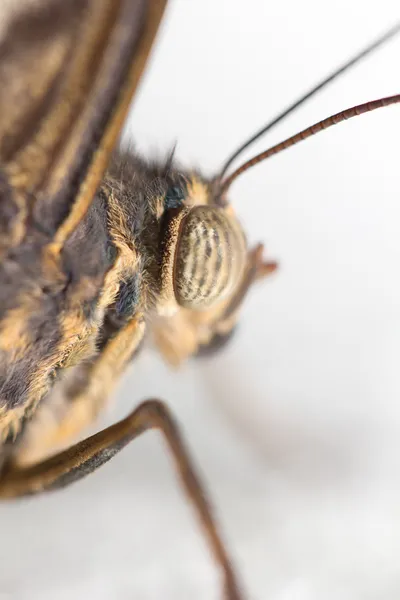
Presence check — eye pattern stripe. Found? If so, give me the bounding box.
[175,206,246,309]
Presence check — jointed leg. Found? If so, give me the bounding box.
[0,399,243,599]
[0,313,244,597]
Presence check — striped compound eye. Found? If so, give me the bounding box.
[160,205,247,311]
[174,206,247,309]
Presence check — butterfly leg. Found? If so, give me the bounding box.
[0,397,243,599]
[0,317,243,599]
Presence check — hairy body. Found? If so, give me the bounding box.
[0,2,272,597]
[0,149,268,470]
[0,152,197,460]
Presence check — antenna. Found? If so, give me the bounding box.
[220,94,400,194]
[218,21,400,183]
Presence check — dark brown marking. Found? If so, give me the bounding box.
[195,326,238,359]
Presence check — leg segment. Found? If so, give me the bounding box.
[0,399,243,599]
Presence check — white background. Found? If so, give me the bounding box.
[1,1,400,599]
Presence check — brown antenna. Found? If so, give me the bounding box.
[218,21,400,183]
[219,94,400,195]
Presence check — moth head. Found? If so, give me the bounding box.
[153,177,276,364]
[154,44,400,361]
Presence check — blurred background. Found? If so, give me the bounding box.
[1,0,400,598]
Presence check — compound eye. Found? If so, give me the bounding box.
[164,185,185,210]
[174,206,246,310]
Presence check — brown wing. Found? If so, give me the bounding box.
[0,0,167,444]
[0,0,168,254]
